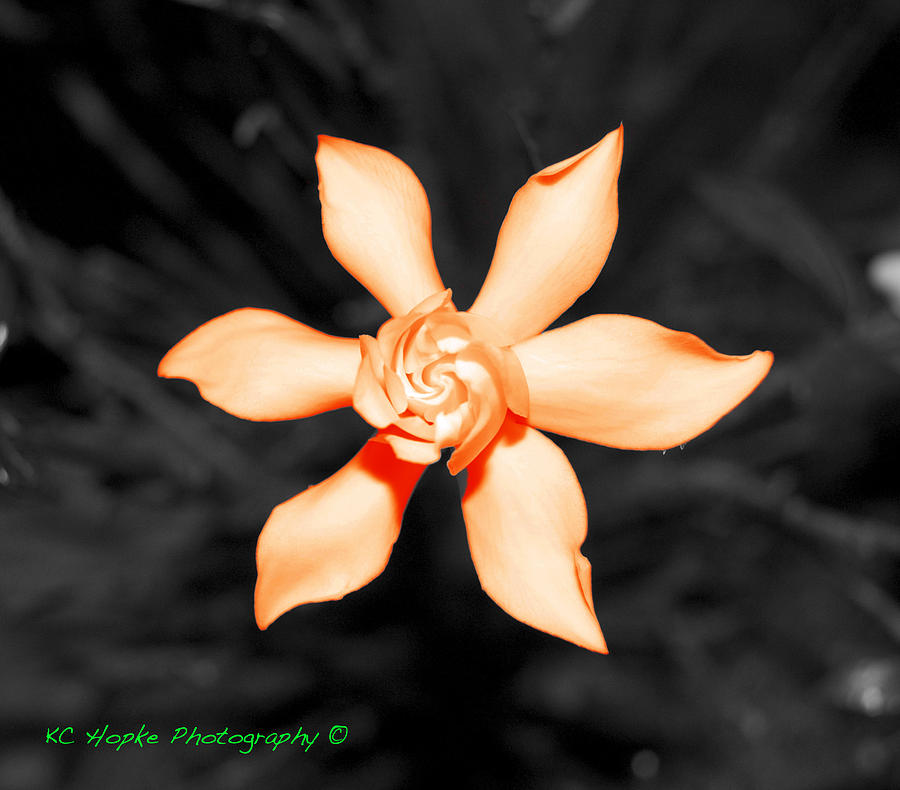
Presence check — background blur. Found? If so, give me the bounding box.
[2,1,900,788]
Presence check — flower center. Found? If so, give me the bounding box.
[351,289,528,473]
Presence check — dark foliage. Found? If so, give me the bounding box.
[1,1,899,788]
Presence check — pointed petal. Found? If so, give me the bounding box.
[316,135,445,317]
[255,438,426,629]
[469,126,623,343]
[158,308,359,421]
[461,418,608,652]
[513,314,773,449]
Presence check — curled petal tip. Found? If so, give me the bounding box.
[446,452,465,477]
[727,348,774,401]
[156,352,173,379]
[750,348,774,376]
[254,598,272,631]
[315,132,342,148]
[573,626,608,654]
[314,134,339,165]
[157,341,190,380]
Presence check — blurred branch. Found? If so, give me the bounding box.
[744,0,900,175]
[618,2,752,141]
[53,70,294,312]
[529,0,596,38]
[306,0,392,95]
[508,104,543,172]
[849,577,900,646]
[602,459,900,557]
[695,462,900,556]
[0,402,35,488]
[173,108,316,263]
[695,175,867,321]
[71,337,255,485]
[55,70,194,220]
[232,102,309,176]
[0,188,258,487]
[166,0,351,88]
[0,0,47,42]
[631,2,900,346]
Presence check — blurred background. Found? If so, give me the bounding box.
[1,0,899,788]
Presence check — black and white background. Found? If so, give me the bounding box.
[1,1,900,788]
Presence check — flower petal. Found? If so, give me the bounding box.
[498,346,530,419]
[373,427,442,465]
[513,314,774,450]
[445,350,507,476]
[376,289,455,365]
[461,418,607,652]
[255,438,426,629]
[158,308,359,421]
[353,335,397,428]
[469,126,623,344]
[316,135,446,317]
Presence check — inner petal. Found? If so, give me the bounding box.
[436,335,468,354]
[354,290,524,471]
[434,408,459,446]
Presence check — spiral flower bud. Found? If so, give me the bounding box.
[352,290,529,473]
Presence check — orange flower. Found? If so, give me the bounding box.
[159,128,772,652]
